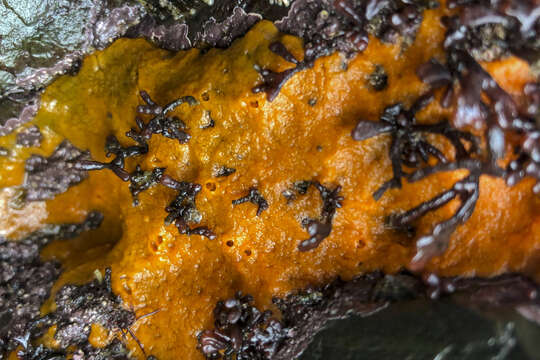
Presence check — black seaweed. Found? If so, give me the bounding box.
[126,90,197,145]
[252,42,315,102]
[74,91,215,239]
[76,91,196,183]
[351,0,540,270]
[76,134,146,182]
[446,0,540,64]
[297,181,343,252]
[128,166,166,206]
[16,125,42,148]
[213,165,236,178]
[162,175,216,239]
[197,292,286,360]
[352,100,479,200]
[0,212,103,356]
[282,180,313,203]
[352,94,510,269]
[24,140,91,201]
[389,159,503,270]
[232,187,269,216]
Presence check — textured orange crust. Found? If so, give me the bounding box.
[1,8,539,360]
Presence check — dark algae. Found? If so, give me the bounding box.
[75,90,216,240]
[281,179,343,251]
[232,187,269,216]
[252,41,315,102]
[77,90,197,182]
[388,158,504,270]
[297,182,343,252]
[213,165,236,178]
[128,166,166,206]
[76,134,145,182]
[128,91,197,145]
[282,180,312,203]
[350,0,540,271]
[352,99,478,200]
[162,175,216,240]
[197,292,286,360]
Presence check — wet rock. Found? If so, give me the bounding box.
[16,125,42,147]
[0,212,103,356]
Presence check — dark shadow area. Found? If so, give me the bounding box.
[301,299,540,360]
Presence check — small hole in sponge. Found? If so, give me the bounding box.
[201,92,210,101]
[244,249,252,256]
[206,182,216,191]
[226,240,234,247]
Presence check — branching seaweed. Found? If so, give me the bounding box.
[73,91,215,240]
[252,42,315,102]
[76,134,147,181]
[417,1,540,192]
[367,81,538,271]
[352,99,479,200]
[446,0,540,63]
[161,175,216,239]
[297,181,343,252]
[352,1,540,271]
[213,165,236,178]
[232,187,269,216]
[388,159,503,270]
[282,180,312,203]
[128,166,166,206]
[77,91,197,182]
[126,90,198,145]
